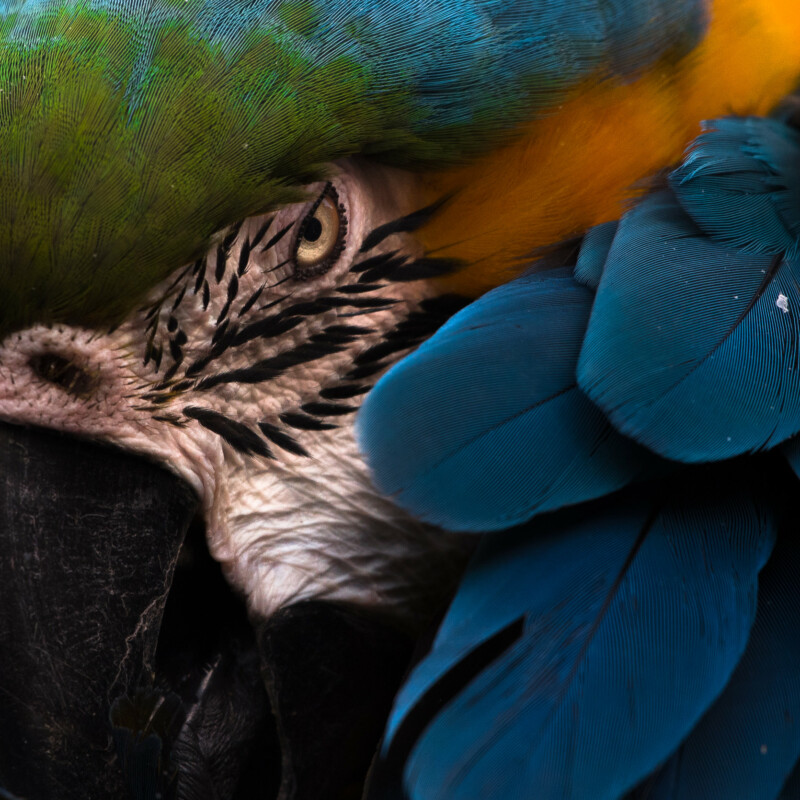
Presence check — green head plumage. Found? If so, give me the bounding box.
[0,2,409,334]
[0,0,706,335]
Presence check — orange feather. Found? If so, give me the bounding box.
[423,0,800,296]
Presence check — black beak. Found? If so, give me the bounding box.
[0,422,423,800]
[0,422,197,799]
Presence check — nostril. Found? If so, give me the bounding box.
[29,353,98,398]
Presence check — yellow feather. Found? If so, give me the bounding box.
[424,0,800,296]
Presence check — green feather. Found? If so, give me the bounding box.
[0,0,707,334]
[0,6,401,333]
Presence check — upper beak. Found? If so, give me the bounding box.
[0,421,197,799]
[0,422,422,800]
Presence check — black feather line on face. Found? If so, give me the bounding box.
[343,362,393,382]
[171,284,187,312]
[195,341,346,391]
[279,412,337,431]
[249,216,274,250]
[358,197,451,253]
[281,300,333,317]
[159,364,180,384]
[387,257,463,282]
[300,402,358,417]
[214,222,243,284]
[309,327,369,345]
[193,259,207,294]
[257,421,309,457]
[238,283,267,317]
[229,314,304,349]
[215,275,240,325]
[212,319,230,347]
[319,384,371,400]
[350,251,398,276]
[238,240,252,277]
[214,244,226,283]
[184,355,212,378]
[142,198,467,460]
[337,283,383,294]
[184,406,273,458]
[168,337,183,366]
[152,414,187,427]
[320,296,398,310]
[261,222,293,253]
[165,263,194,295]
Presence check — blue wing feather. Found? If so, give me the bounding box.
[574,221,619,289]
[670,117,800,259]
[377,478,776,800]
[577,186,800,462]
[634,526,800,800]
[357,268,654,532]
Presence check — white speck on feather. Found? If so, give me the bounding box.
[777,293,790,314]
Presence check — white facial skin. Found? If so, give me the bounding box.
[0,159,469,626]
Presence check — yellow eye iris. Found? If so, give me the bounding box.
[293,184,347,279]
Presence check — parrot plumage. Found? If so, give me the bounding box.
[358,109,800,798]
[1,0,800,798]
[373,476,778,800]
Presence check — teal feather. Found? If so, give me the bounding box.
[670,117,800,259]
[377,476,776,800]
[574,221,618,289]
[577,115,800,462]
[635,523,800,800]
[356,267,657,532]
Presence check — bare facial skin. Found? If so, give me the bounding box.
[0,160,468,624]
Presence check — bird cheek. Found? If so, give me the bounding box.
[0,325,127,434]
[0,324,219,500]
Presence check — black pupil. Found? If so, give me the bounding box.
[303,216,323,243]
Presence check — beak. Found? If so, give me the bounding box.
[0,421,422,800]
[0,421,197,799]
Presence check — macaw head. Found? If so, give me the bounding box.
[3,0,799,797]
[0,157,475,798]
[0,6,489,797]
[0,0,546,794]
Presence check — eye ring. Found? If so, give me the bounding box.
[292,183,348,280]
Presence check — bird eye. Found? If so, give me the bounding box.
[292,183,347,279]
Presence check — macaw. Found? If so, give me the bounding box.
[0,1,799,799]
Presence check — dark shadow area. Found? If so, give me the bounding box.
[154,518,282,800]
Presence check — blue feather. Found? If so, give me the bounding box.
[577,189,800,462]
[670,117,800,260]
[632,525,800,800]
[574,221,619,289]
[376,478,776,800]
[356,268,655,533]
